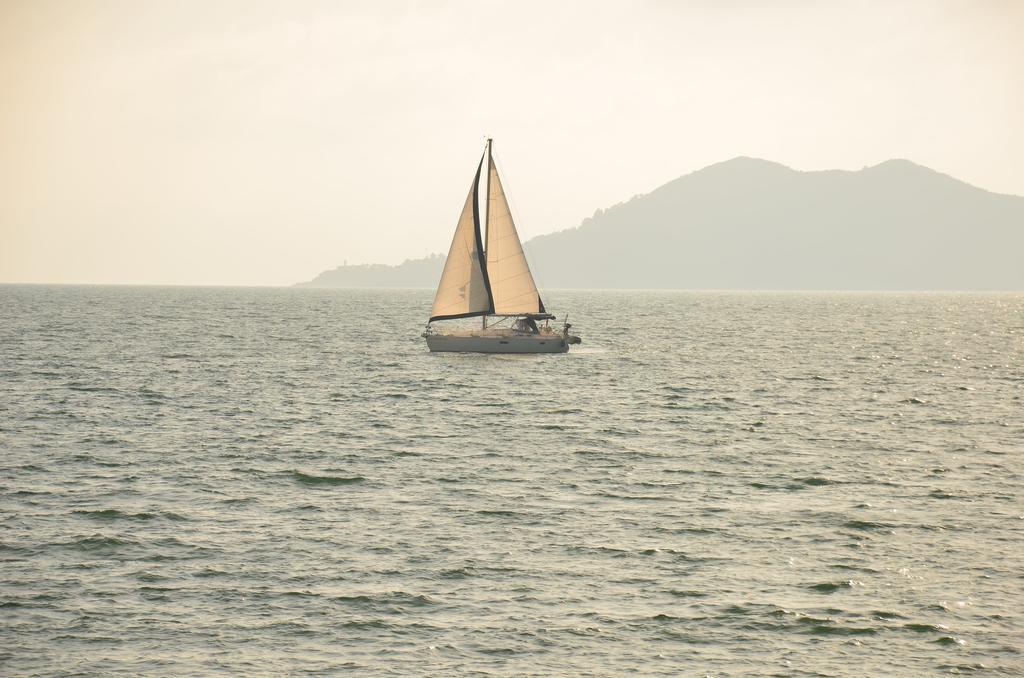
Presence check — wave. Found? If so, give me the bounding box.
[341,619,391,629]
[798,477,837,486]
[593,492,672,502]
[72,508,187,522]
[60,534,138,552]
[904,623,950,633]
[809,580,861,593]
[333,591,436,611]
[842,520,896,531]
[668,589,708,598]
[74,509,155,521]
[66,382,120,393]
[805,623,878,636]
[289,472,366,486]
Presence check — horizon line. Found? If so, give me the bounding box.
[3,282,1023,294]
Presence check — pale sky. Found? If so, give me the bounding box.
[1,0,1021,286]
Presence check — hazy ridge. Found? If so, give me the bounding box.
[297,158,1024,290]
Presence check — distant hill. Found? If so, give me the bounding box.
[300,254,445,288]
[296,158,1024,290]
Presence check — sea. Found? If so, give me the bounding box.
[1,285,1021,676]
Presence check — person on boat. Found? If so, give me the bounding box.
[513,317,539,334]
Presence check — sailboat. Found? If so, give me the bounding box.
[423,139,581,353]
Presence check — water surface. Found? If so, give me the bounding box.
[1,286,1022,674]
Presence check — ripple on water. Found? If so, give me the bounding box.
[71,509,187,522]
[287,471,367,486]
[1,287,1021,676]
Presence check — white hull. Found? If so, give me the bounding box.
[425,330,570,354]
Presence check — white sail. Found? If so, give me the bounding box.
[422,139,580,353]
[429,159,493,321]
[485,153,544,315]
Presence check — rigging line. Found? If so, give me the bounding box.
[489,150,551,298]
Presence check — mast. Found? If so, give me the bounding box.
[482,137,492,331]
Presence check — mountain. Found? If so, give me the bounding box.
[296,158,1024,290]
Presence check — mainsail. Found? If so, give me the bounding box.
[429,156,493,321]
[485,147,545,315]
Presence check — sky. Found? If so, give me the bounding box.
[1,0,1021,286]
